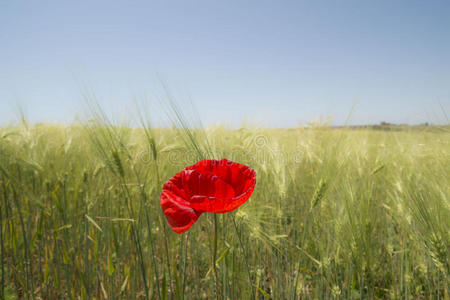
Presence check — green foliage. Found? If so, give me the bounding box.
[0,120,448,299]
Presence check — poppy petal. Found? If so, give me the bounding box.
[190,190,253,213]
[187,159,256,195]
[160,190,202,234]
[187,159,256,213]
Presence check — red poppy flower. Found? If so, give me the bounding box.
[160,159,256,233]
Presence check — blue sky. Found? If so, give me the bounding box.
[0,0,449,127]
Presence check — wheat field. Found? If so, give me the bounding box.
[0,112,448,299]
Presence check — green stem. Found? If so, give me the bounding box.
[155,162,174,299]
[212,214,220,299]
[84,190,91,298]
[181,233,189,300]
[232,216,254,299]
[122,182,149,300]
[144,206,161,299]
[12,188,33,300]
[133,165,162,300]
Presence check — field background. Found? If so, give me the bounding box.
[0,115,448,299]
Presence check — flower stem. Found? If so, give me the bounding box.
[212,214,221,299]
